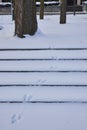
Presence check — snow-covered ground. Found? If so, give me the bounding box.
[0,14,87,48]
[0,14,87,130]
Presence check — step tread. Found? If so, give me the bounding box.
[0,60,87,71]
[0,87,87,101]
[0,72,87,85]
[0,50,87,59]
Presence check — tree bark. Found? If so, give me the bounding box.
[60,0,66,24]
[40,0,44,19]
[15,0,37,37]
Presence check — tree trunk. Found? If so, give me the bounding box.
[60,0,66,24]
[15,0,37,37]
[40,0,44,19]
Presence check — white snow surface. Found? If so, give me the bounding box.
[0,14,87,48]
[36,1,59,5]
[0,14,87,130]
[0,2,11,6]
[83,1,87,4]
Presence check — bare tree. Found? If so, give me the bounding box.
[14,0,37,38]
[60,0,66,24]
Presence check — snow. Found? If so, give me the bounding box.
[0,1,60,6]
[0,103,87,130]
[0,60,87,71]
[0,2,11,6]
[0,14,87,48]
[0,87,87,102]
[0,14,87,130]
[0,50,87,59]
[83,1,87,4]
[36,1,60,6]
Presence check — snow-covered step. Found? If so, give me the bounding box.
[0,47,87,104]
[0,60,87,71]
[0,72,87,86]
[0,50,87,60]
[0,87,87,103]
